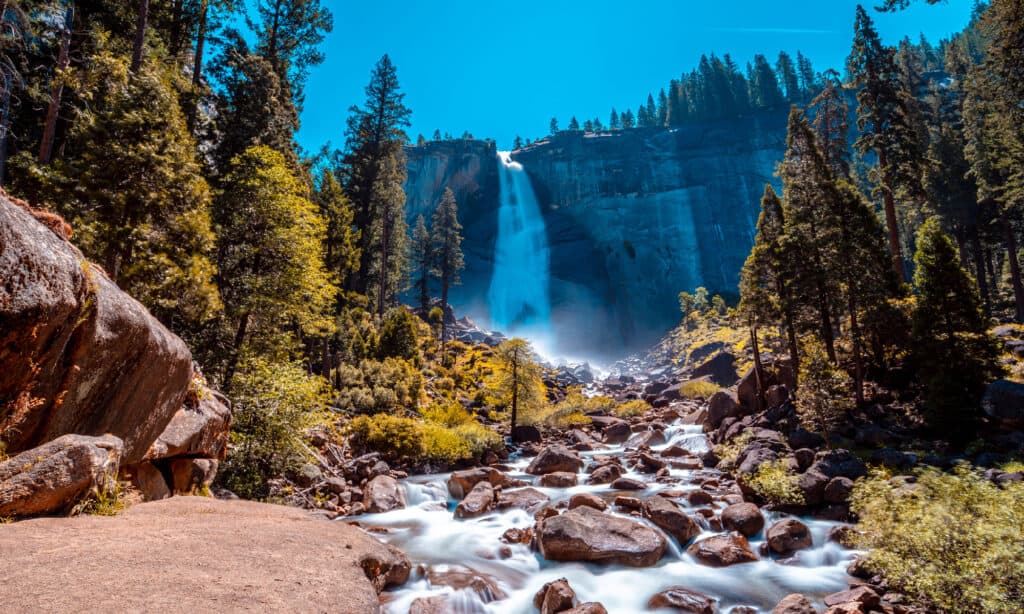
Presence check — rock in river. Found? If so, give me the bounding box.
[536,505,667,567]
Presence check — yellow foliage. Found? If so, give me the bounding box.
[743,460,804,506]
[679,380,722,399]
[613,399,650,417]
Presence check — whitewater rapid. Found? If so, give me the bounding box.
[359,422,857,613]
[487,152,552,336]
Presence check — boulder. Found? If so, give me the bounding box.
[526,445,584,475]
[125,462,170,501]
[824,477,854,504]
[766,519,813,555]
[168,458,218,494]
[362,475,406,513]
[720,502,764,538]
[454,481,495,518]
[587,464,624,484]
[563,604,608,614]
[540,472,579,488]
[707,390,741,429]
[772,594,818,614]
[984,378,1024,422]
[409,596,448,614]
[823,586,880,610]
[642,496,700,545]
[647,587,716,613]
[144,386,231,461]
[691,352,739,386]
[0,434,123,517]
[610,477,646,490]
[625,430,667,448]
[533,578,576,614]
[602,421,632,444]
[811,450,867,480]
[0,195,193,463]
[512,424,542,443]
[687,533,758,567]
[569,493,608,511]
[797,469,830,506]
[765,385,790,408]
[447,467,507,498]
[496,487,550,513]
[536,505,667,567]
[426,566,506,603]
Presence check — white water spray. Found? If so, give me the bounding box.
[487,152,552,336]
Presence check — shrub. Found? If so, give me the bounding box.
[795,340,852,447]
[346,414,424,459]
[679,380,721,399]
[851,466,1024,613]
[377,307,420,361]
[218,358,332,500]
[421,399,473,427]
[713,429,754,471]
[335,357,423,414]
[744,460,804,506]
[346,412,501,464]
[613,399,649,417]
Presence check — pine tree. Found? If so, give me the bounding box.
[621,109,635,129]
[512,135,523,149]
[796,50,817,100]
[810,69,851,179]
[776,51,800,102]
[848,4,925,282]
[549,117,558,134]
[645,93,656,125]
[342,54,412,316]
[248,0,332,107]
[750,54,784,108]
[215,145,336,390]
[609,108,620,129]
[582,119,592,132]
[430,187,464,353]
[316,169,360,293]
[910,217,1001,440]
[568,116,579,131]
[657,88,668,126]
[411,214,432,313]
[496,338,544,441]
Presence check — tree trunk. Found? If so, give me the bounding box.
[749,322,765,412]
[876,147,906,283]
[222,311,251,392]
[168,0,184,59]
[1002,213,1024,322]
[509,354,519,440]
[971,224,991,317]
[131,0,149,73]
[38,7,73,165]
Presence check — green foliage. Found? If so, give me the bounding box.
[796,340,853,446]
[744,460,805,506]
[851,466,1024,613]
[218,358,332,500]
[377,307,420,362]
[346,413,500,464]
[911,218,1002,439]
[713,430,755,471]
[679,380,722,400]
[72,481,131,517]
[346,414,423,459]
[493,339,547,431]
[613,399,650,418]
[335,357,422,415]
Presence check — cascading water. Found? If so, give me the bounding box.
[487,152,552,335]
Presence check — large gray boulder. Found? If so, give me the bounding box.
[0,434,123,517]
[536,505,667,567]
[0,195,193,463]
[526,445,584,475]
[984,378,1024,422]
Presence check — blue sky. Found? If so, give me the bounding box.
[295,0,975,153]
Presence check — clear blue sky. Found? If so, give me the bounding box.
[295,0,975,153]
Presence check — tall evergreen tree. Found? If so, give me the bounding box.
[621,109,634,129]
[848,4,925,282]
[316,169,360,293]
[796,50,817,100]
[496,338,544,441]
[430,187,464,351]
[549,117,558,134]
[810,69,851,179]
[776,51,800,101]
[248,0,332,108]
[342,54,412,316]
[609,107,619,129]
[410,214,432,313]
[750,54,784,108]
[568,116,579,131]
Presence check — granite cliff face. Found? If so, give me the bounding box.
[403,111,787,358]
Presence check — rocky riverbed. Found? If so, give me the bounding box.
[350,406,861,614]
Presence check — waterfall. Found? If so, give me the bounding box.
[487,151,552,334]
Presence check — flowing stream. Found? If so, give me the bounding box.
[487,152,552,334]
[359,421,857,613]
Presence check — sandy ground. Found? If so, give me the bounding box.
[0,497,391,613]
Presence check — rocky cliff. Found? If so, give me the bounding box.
[404,111,788,358]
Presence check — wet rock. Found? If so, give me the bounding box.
[691,352,739,386]
[615,496,642,510]
[359,541,412,591]
[569,493,608,511]
[409,596,449,614]
[527,445,585,475]
[824,586,880,610]
[708,390,741,429]
[427,565,506,603]
[512,424,542,443]
[647,586,716,613]
[661,445,690,458]
[447,467,507,499]
[455,481,495,518]
[540,472,579,488]
[536,505,667,567]
[501,527,534,545]
[610,477,647,490]
[771,593,818,614]
[563,604,608,614]
[587,464,624,484]
[639,452,666,472]
[602,421,632,443]
[687,532,759,567]
[496,487,550,513]
[720,502,764,538]
[533,578,576,614]
[0,434,123,517]
[625,430,667,448]
[362,475,406,513]
[686,490,713,506]
[766,519,813,555]
[822,604,863,614]
[824,477,854,503]
[642,496,700,545]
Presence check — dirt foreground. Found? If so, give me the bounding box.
[0,496,403,613]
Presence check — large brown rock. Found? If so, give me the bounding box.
[0,434,123,517]
[167,458,218,494]
[0,196,193,463]
[707,389,741,429]
[766,518,813,555]
[533,578,576,614]
[536,505,667,567]
[454,481,495,518]
[362,474,406,513]
[687,532,759,567]
[772,594,818,614]
[496,487,550,513]
[642,495,700,545]
[526,445,584,475]
[125,462,171,501]
[720,502,765,538]
[563,604,608,614]
[447,466,507,499]
[144,386,231,461]
[647,586,716,613]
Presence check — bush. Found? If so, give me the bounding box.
[421,399,473,427]
[795,340,852,446]
[346,414,424,459]
[346,412,501,464]
[218,357,332,500]
[851,466,1024,613]
[679,380,721,399]
[744,460,804,506]
[377,307,420,362]
[335,357,423,414]
[713,429,754,470]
